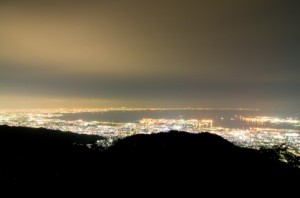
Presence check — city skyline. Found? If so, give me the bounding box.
[1,108,299,156]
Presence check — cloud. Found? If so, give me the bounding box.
[0,0,300,108]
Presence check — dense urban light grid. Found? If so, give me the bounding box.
[0,108,299,156]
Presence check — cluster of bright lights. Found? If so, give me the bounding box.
[0,109,299,155]
[0,107,258,114]
[241,116,300,125]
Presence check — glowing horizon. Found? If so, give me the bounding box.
[0,1,299,109]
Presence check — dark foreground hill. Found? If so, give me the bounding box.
[0,125,299,186]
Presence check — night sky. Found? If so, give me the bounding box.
[0,0,299,108]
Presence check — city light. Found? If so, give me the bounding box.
[0,108,299,155]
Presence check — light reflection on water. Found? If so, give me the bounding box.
[61,109,300,130]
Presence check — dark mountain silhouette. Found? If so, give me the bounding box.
[0,125,299,186]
